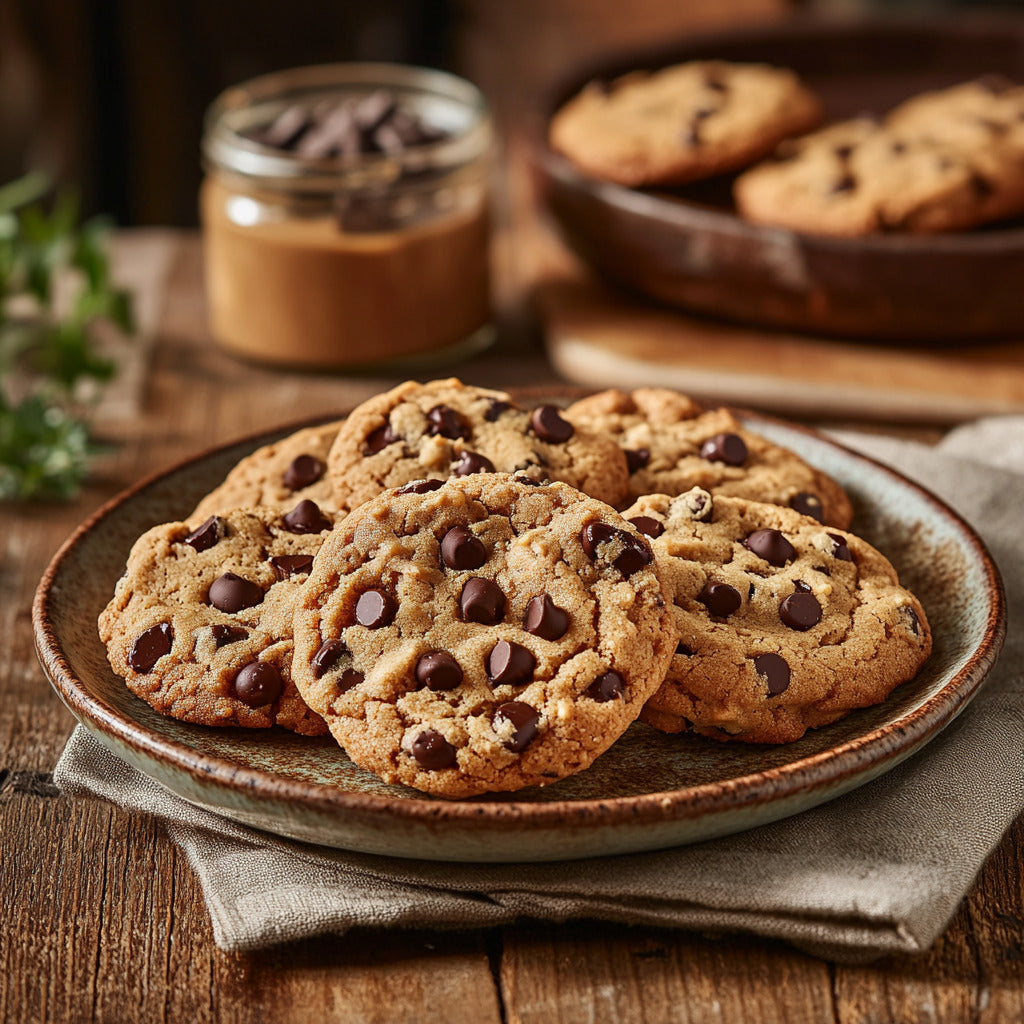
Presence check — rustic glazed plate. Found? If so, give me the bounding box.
[533,13,1024,341]
[34,409,1005,862]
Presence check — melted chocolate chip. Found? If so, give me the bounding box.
[523,594,570,641]
[426,404,471,440]
[484,398,512,422]
[211,624,247,648]
[487,640,536,687]
[354,589,397,629]
[675,642,695,656]
[269,554,314,580]
[415,651,463,691]
[128,622,173,673]
[396,478,444,495]
[628,516,664,539]
[409,729,457,770]
[579,521,653,576]
[779,592,822,631]
[753,652,790,696]
[208,573,263,613]
[184,516,227,552]
[459,578,505,624]
[283,454,324,491]
[699,433,747,466]
[697,580,742,618]
[586,670,625,703]
[744,528,796,567]
[529,405,574,444]
[233,661,284,708]
[624,447,650,474]
[337,668,365,694]
[282,499,331,534]
[311,638,347,679]
[493,701,540,752]
[363,423,400,455]
[454,450,495,476]
[790,492,824,522]
[440,525,487,570]
[828,533,854,562]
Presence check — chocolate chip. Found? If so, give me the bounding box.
[487,640,536,687]
[753,653,790,696]
[409,729,457,770]
[396,478,444,495]
[744,528,796,567]
[828,533,853,562]
[212,624,247,648]
[697,580,741,618]
[184,516,227,552]
[208,573,263,613]
[415,651,463,691]
[624,448,650,473]
[128,622,173,673]
[674,489,712,521]
[459,577,505,624]
[748,582,756,600]
[831,173,857,194]
[311,638,346,679]
[440,525,487,570]
[790,492,824,522]
[970,172,994,199]
[513,474,545,487]
[363,422,400,455]
[704,74,727,92]
[493,701,540,752]
[337,668,365,694]
[780,592,822,631]
[233,661,283,708]
[628,515,664,538]
[282,499,331,534]
[454,450,495,476]
[269,554,314,580]
[580,521,653,576]
[354,589,397,629]
[794,579,812,593]
[484,398,512,422]
[586,670,625,703]
[426,404,471,440]
[834,144,854,161]
[699,433,747,466]
[901,604,922,636]
[283,454,324,491]
[529,405,574,444]
[675,642,695,656]
[523,594,570,640]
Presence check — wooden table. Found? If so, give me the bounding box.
[3,230,1024,1023]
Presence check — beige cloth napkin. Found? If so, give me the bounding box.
[54,422,1024,960]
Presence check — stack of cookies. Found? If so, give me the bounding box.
[549,60,1024,235]
[99,380,932,797]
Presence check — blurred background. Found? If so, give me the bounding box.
[3,0,1019,227]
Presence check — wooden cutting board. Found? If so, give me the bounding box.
[540,270,1024,425]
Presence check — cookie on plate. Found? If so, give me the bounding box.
[98,501,341,735]
[625,488,931,744]
[291,473,676,797]
[325,378,629,511]
[735,79,1024,235]
[565,388,852,528]
[549,60,822,187]
[191,420,343,521]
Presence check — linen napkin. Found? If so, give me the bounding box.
[55,420,1024,960]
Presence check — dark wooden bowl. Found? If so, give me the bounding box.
[531,13,1024,342]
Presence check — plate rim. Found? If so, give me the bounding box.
[33,402,1007,831]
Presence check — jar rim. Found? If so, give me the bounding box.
[202,62,493,192]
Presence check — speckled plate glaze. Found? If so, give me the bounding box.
[34,402,1005,862]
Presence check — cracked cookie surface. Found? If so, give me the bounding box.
[625,488,931,744]
[565,388,852,527]
[326,378,629,512]
[99,502,340,735]
[291,473,676,797]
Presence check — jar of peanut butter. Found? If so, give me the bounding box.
[201,63,494,368]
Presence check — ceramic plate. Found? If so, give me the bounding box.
[34,407,1005,862]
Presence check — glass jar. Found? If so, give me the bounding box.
[200,63,494,369]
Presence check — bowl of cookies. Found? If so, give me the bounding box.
[534,13,1024,341]
[34,381,1004,861]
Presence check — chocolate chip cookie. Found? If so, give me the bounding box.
[325,378,630,512]
[624,488,931,744]
[191,420,343,521]
[549,60,822,187]
[735,79,1024,235]
[565,388,852,528]
[291,473,676,797]
[99,501,341,735]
